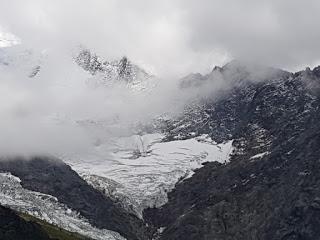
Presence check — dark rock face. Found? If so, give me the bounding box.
[144,65,320,240]
[0,157,150,240]
[0,206,50,240]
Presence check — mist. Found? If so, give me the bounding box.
[0,45,202,156]
[1,0,320,156]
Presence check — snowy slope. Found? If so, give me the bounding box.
[62,134,233,217]
[0,173,125,240]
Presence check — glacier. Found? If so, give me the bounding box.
[0,172,125,240]
[61,133,233,217]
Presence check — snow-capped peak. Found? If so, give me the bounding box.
[75,48,156,92]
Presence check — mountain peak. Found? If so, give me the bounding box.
[312,65,320,78]
[179,59,292,90]
[212,65,222,72]
[75,48,155,91]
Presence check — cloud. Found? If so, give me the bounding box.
[179,0,320,71]
[2,0,319,76]
[0,0,186,77]
[0,45,194,156]
[0,0,319,156]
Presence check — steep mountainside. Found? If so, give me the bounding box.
[0,157,150,240]
[0,205,91,240]
[0,205,52,240]
[144,64,320,239]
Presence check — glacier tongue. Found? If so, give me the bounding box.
[62,134,233,217]
[0,172,125,240]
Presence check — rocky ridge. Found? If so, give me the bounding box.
[144,63,320,240]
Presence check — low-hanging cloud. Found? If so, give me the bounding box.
[0,0,319,156]
[180,0,320,72]
[0,46,195,156]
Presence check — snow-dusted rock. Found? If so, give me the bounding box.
[0,172,125,240]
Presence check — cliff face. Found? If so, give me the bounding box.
[144,65,320,240]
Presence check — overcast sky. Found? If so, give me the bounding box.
[0,0,320,77]
[1,0,320,156]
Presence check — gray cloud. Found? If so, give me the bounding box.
[180,0,320,71]
[0,0,319,156]
[0,45,192,156]
[1,0,319,76]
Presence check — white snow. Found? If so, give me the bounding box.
[62,133,233,217]
[250,151,270,160]
[0,173,125,240]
